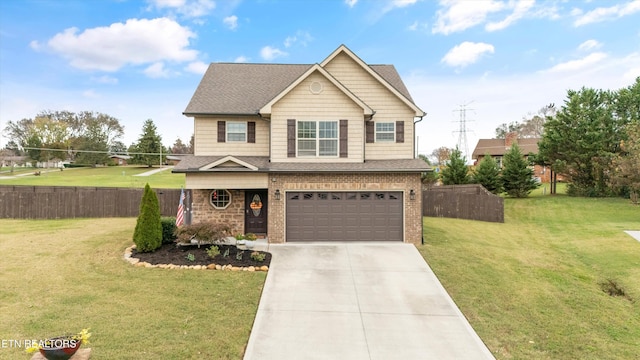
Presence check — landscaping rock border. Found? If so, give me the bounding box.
[123,245,269,272]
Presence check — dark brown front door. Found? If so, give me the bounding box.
[245,190,268,234]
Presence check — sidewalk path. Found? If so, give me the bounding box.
[244,243,495,360]
[625,231,640,243]
[133,166,173,176]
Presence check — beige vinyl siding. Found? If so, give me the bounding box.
[270,71,365,163]
[186,172,268,189]
[194,116,269,156]
[324,52,415,160]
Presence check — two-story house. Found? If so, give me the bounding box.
[173,45,429,244]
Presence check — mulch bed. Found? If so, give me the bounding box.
[133,243,271,267]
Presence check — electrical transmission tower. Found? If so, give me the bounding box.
[452,101,474,161]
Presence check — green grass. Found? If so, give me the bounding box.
[419,194,640,359]
[0,219,265,359]
[0,165,184,188]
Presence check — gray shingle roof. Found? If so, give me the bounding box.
[183,63,415,115]
[173,155,430,173]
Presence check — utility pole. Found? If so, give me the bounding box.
[453,101,474,162]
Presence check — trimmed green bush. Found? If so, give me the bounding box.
[161,217,177,244]
[133,183,162,252]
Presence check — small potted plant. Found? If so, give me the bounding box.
[26,328,91,360]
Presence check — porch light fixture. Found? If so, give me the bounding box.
[275,189,281,200]
[409,189,416,200]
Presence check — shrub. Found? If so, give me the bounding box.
[132,183,162,252]
[160,217,177,244]
[250,251,266,262]
[244,233,257,241]
[174,222,232,247]
[207,245,220,259]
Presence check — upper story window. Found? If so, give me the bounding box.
[227,122,247,142]
[375,122,395,142]
[297,121,338,157]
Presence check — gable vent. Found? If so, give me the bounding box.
[309,81,323,94]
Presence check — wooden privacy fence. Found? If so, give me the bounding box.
[423,184,504,223]
[0,185,187,219]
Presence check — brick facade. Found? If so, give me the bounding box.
[189,173,423,245]
[191,189,245,235]
[267,172,423,245]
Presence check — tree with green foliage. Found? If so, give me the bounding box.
[441,147,469,185]
[132,119,163,167]
[610,121,640,204]
[538,78,638,197]
[133,183,162,252]
[502,143,539,198]
[418,154,438,186]
[472,153,503,194]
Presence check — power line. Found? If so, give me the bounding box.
[8,146,167,156]
[452,101,474,161]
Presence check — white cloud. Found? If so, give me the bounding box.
[284,31,313,48]
[578,39,602,52]
[345,0,357,8]
[29,40,42,51]
[144,62,170,78]
[234,55,249,63]
[91,75,119,84]
[441,41,495,68]
[408,21,429,31]
[545,52,608,73]
[574,1,640,27]
[223,15,238,30]
[44,18,198,72]
[485,0,535,32]
[260,46,287,61]
[147,0,215,18]
[432,0,505,35]
[185,61,209,74]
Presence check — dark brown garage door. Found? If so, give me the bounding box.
[286,191,403,242]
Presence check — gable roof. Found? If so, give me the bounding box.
[199,155,259,171]
[472,138,540,159]
[183,45,422,116]
[320,44,424,116]
[259,64,374,116]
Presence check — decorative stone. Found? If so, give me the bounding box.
[135,262,146,267]
[248,266,255,272]
[207,264,216,269]
[129,258,139,264]
[215,265,222,270]
[260,266,269,272]
[232,267,241,271]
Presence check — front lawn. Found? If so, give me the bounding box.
[0,218,264,360]
[419,194,640,359]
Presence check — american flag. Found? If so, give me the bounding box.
[176,188,185,227]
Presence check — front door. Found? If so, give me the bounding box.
[245,190,268,234]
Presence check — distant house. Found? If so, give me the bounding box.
[471,133,550,182]
[109,155,131,166]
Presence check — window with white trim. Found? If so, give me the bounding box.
[210,189,231,209]
[375,122,395,142]
[226,122,247,142]
[297,121,338,157]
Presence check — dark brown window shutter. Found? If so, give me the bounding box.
[396,121,404,143]
[217,121,226,143]
[366,121,374,143]
[339,120,348,158]
[248,121,256,143]
[287,119,296,157]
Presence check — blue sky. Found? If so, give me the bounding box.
[1,0,639,159]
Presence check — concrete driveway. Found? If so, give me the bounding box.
[243,243,495,360]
